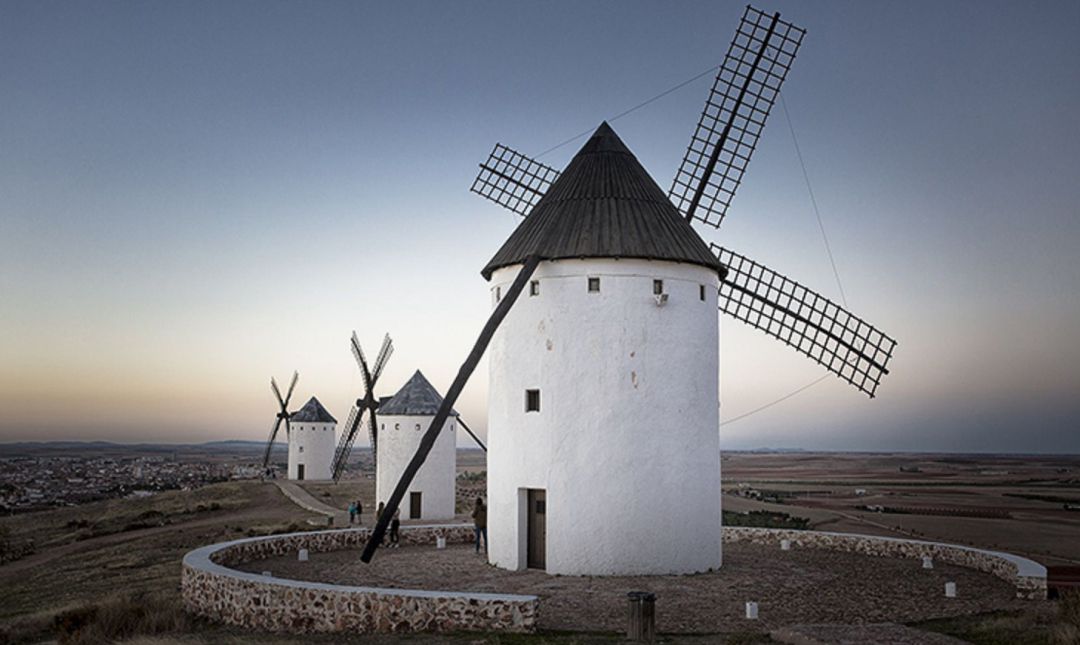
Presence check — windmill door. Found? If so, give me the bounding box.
[296,464,305,481]
[527,489,546,570]
[409,492,422,519]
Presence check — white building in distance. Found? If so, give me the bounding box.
[375,371,457,521]
[483,123,723,575]
[287,397,337,481]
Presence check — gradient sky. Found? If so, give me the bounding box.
[2,1,1078,452]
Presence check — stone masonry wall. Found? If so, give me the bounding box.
[182,524,1046,637]
[182,524,536,634]
[724,527,1047,600]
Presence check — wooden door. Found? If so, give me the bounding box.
[527,489,546,570]
[297,464,305,481]
[409,492,422,519]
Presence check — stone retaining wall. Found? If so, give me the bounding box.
[182,524,536,634]
[724,527,1047,600]
[182,524,1046,636]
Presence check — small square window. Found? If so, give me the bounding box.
[298,446,304,453]
[525,389,540,412]
[700,284,706,301]
[587,277,600,293]
[394,423,400,431]
[653,279,664,295]
[415,423,421,431]
[529,280,539,296]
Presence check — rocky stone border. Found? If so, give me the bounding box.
[182,524,1046,636]
[181,524,537,634]
[725,527,1047,600]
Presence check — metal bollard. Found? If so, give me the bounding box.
[626,591,656,643]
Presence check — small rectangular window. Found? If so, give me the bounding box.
[495,286,502,302]
[587,277,600,293]
[525,389,540,412]
[653,279,664,295]
[529,280,539,297]
[699,284,706,301]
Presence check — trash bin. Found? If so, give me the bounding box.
[626,591,656,642]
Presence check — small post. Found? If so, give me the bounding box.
[436,536,447,550]
[780,539,791,551]
[745,601,759,619]
[945,581,957,598]
[298,548,309,562]
[261,571,272,576]
[922,556,933,569]
[626,591,656,642]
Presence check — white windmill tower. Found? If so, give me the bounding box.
[361,6,896,572]
[375,371,458,521]
[287,397,337,481]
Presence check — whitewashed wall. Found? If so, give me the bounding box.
[288,422,336,481]
[376,414,457,520]
[486,258,721,575]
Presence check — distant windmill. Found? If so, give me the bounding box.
[331,332,392,481]
[262,371,298,471]
[363,5,896,565]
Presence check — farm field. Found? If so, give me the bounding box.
[720,452,1080,565]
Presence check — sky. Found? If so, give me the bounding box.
[1,1,1078,453]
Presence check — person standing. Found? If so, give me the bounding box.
[348,501,357,525]
[389,508,401,548]
[376,501,386,546]
[355,499,363,525]
[471,497,487,554]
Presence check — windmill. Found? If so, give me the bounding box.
[262,371,298,472]
[331,332,392,481]
[362,5,896,564]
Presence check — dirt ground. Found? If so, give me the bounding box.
[238,541,1027,634]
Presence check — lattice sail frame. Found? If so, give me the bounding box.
[470,143,561,217]
[713,244,896,397]
[670,6,805,228]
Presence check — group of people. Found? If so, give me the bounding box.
[346,499,363,524]
[348,496,487,554]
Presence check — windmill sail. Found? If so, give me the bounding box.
[669,6,805,229]
[333,332,393,481]
[471,143,561,217]
[714,244,896,397]
[262,371,298,469]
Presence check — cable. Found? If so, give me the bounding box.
[535,64,721,159]
[780,92,849,307]
[720,95,849,427]
[720,374,829,427]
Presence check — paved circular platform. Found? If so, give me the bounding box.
[236,541,1027,633]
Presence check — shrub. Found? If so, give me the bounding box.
[52,592,191,644]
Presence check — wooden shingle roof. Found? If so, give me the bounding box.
[291,397,337,424]
[481,122,723,280]
[379,370,458,417]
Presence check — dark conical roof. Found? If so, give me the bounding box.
[481,122,723,280]
[291,397,337,424]
[378,370,458,416]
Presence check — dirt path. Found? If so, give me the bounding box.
[274,481,349,524]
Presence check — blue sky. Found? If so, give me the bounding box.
[1,1,1078,452]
